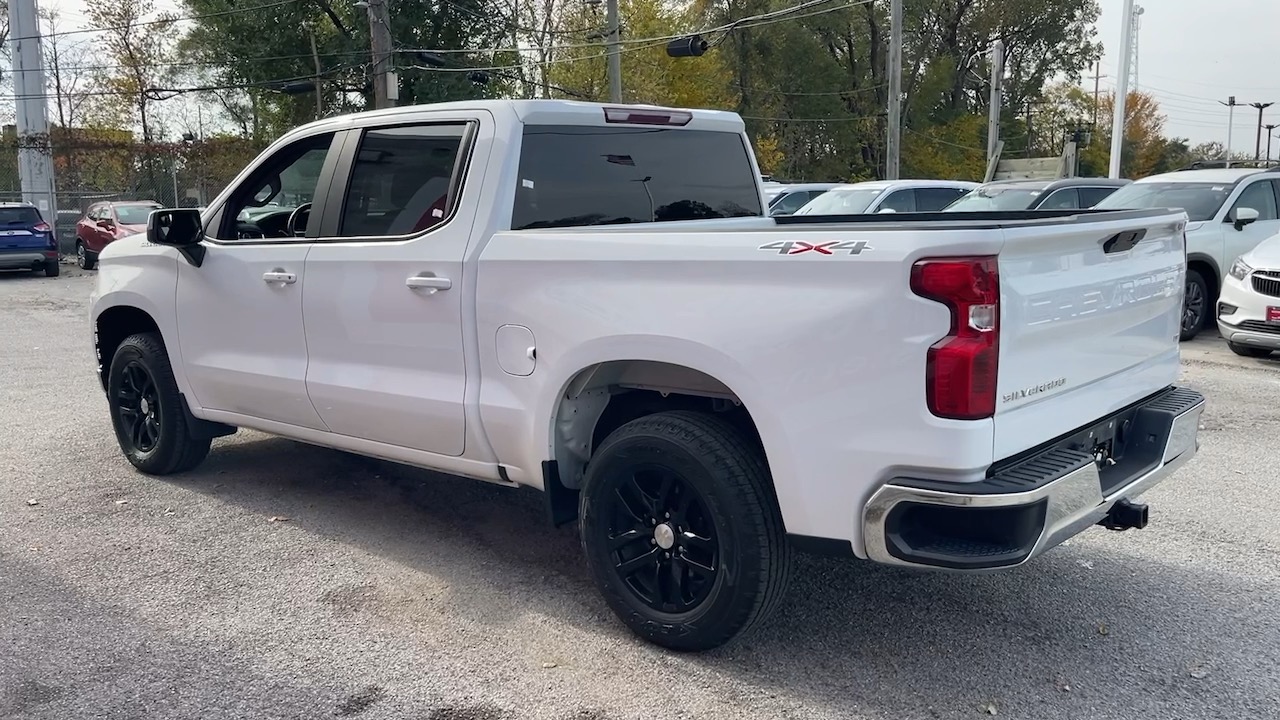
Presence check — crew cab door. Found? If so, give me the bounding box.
[1223,178,1280,268]
[175,131,343,430]
[301,116,488,456]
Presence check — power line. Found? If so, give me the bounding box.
[8,0,306,42]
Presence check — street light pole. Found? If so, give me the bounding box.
[1266,124,1278,163]
[1251,102,1274,161]
[1108,0,1135,179]
[1220,96,1239,167]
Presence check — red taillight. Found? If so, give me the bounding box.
[603,107,692,126]
[910,256,1000,420]
[34,221,51,232]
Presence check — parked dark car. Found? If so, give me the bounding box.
[74,200,161,269]
[943,177,1132,212]
[0,202,60,277]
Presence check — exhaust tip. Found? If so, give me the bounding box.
[1100,498,1148,531]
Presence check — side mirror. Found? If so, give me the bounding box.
[96,218,114,229]
[147,208,206,266]
[1231,206,1260,230]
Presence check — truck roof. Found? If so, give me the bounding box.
[283,99,747,143]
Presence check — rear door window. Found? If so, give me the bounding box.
[915,187,967,211]
[1077,186,1119,207]
[877,189,916,212]
[512,125,762,230]
[1037,188,1080,209]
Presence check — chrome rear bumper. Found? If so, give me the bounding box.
[861,387,1205,570]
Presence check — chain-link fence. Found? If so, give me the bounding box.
[1,126,269,252]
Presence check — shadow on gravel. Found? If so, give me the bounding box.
[170,435,1276,720]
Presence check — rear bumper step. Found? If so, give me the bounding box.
[861,386,1205,570]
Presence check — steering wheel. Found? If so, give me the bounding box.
[286,203,312,237]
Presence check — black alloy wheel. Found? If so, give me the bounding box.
[579,410,791,652]
[115,360,162,454]
[1181,269,1208,340]
[606,465,719,614]
[107,332,212,474]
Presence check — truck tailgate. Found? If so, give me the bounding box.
[994,212,1186,459]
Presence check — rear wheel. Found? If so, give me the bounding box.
[107,332,211,475]
[1228,342,1273,358]
[77,241,97,270]
[43,259,60,277]
[579,410,791,652]
[1180,269,1208,341]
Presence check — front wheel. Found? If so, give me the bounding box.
[1228,342,1273,358]
[107,332,211,475]
[1181,269,1208,341]
[579,410,791,652]
[77,241,97,270]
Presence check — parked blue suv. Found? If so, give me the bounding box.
[0,202,60,277]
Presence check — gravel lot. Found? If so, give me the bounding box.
[2,266,1277,720]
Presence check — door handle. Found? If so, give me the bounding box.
[406,274,452,294]
[262,271,297,284]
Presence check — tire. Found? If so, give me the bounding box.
[1228,342,1273,358]
[77,241,96,270]
[107,332,211,475]
[43,259,60,277]
[579,410,791,652]
[1180,268,1208,341]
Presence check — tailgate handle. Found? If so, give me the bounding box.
[1102,229,1146,254]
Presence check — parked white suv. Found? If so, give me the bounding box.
[90,100,1204,651]
[1093,167,1280,339]
[1218,233,1280,357]
[792,179,978,215]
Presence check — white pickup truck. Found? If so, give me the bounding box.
[90,99,1205,652]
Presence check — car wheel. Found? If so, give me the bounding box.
[1228,342,1273,358]
[77,241,96,270]
[1180,269,1208,341]
[43,259,60,277]
[579,410,791,652]
[107,332,211,475]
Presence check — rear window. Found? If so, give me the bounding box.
[0,206,41,225]
[511,125,762,230]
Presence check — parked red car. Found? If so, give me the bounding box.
[74,200,161,269]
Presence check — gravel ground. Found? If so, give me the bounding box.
[2,266,1278,720]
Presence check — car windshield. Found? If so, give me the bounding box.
[0,206,41,225]
[945,188,1043,211]
[115,205,159,225]
[1093,181,1233,221]
[794,188,884,215]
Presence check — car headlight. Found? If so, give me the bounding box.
[1229,258,1252,280]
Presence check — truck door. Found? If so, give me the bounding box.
[301,116,490,457]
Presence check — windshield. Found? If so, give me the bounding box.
[1093,182,1233,221]
[945,188,1043,211]
[794,188,884,215]
[115,205,159,225]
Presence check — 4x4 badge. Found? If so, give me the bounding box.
[758,240,872,256]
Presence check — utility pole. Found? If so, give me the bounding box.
[1265,123,1277,163]
[1088,61,1106,128]
[1251,102,1273,161]
[1220,96,1239,167]
[1129,6,1144,90]
[7,0,58,231]
[605,0,622,103]
[310,29,324,119]
[885,0,903,180]
[1108,0,1135,179]
[365,0,396,109]
[986,39,1004,163]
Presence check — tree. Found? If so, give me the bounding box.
[88,0,177,143]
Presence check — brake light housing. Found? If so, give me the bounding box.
[34,221,51,232]
[910,256,1000,420]
[603,107,692,126]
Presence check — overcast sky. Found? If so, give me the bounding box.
[39,0,1278,154]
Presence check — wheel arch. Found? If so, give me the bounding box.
[93,301,170,392]
[1186,252,1221,302]
[542,348,788,530]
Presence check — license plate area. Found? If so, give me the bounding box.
[1267,306,1280,323]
